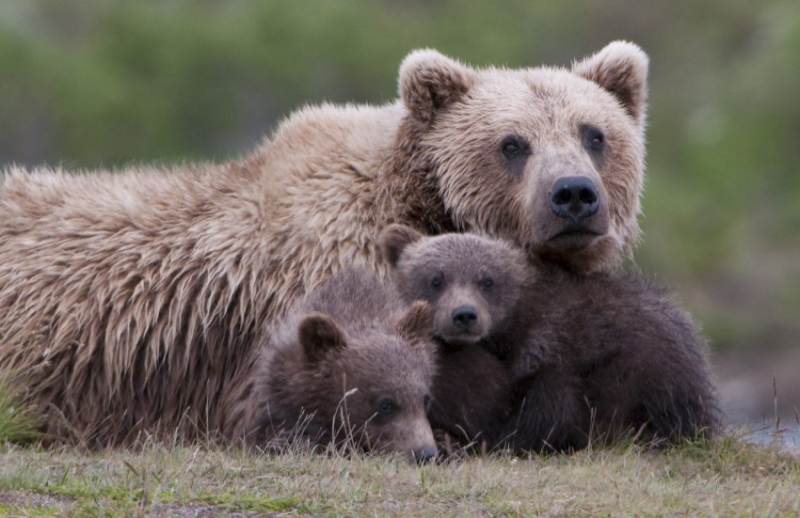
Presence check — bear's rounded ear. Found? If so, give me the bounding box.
[572,41,649,130]
[380,224,423,268]
[399,49,476,125]
[395,300,434,345]
[298,312,348,363]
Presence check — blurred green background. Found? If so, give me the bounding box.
[1,1,798,373]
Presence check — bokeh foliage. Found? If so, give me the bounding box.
[1,0,798,352]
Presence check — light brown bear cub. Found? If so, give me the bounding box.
[250,268,438,462]
[0,42,648,445]
[381,224,720,453]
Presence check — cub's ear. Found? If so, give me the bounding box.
[380,224,423,268]
[298,312,347,363]
[395,300,434,346]
[572,41,649,130]
[399,49,476,125]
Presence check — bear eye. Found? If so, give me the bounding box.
[499,135,530,160]
[481,278,494,291]
[430,275,444,291]
[581,124,605,152]
[423,395,432,413]
[378,397,398,414]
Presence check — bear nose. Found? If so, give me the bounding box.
[549,176,599,224]
[451,306,478,330]
[413,445,438,464]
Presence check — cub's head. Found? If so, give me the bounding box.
[397,41,648,272]
[259,300,438,463]
[381,224,529,347]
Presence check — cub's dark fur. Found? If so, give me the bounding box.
[253,268,438,461]
[381,225,720,453]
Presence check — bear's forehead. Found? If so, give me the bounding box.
[478,67,607,102]
[461,68,632,132]
[339,333,433,374]
[407,235,522,278]
[337,343,433,399]
[416,234,515,262]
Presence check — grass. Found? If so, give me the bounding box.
[0,435,798,517]
[1,379,798,516]
[0,375,41,445]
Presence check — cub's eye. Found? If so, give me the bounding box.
[430,275,444,290]
[499,135,530,160]
[581,124,605,152]
[481,278,494,290]
[424,395,432,412]
[378,397,398,414]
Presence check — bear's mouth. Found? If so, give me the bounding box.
[435,331,483,348]
[545,228,603,251]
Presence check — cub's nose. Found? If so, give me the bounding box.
[413,445,438,464]
[549,176,599,224]
[451,306,478,330]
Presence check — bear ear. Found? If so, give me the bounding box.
[380,224,424,268]
[398,49,476,125]
[395,300,434,345]
[572,41,649,129]
[298,312,348,363]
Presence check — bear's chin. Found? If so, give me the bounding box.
[544,231,603,252]
[435,333,483,349]
[530,233,620,273]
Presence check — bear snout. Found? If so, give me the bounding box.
[530,174,611,250]
[549,176,599,224]
[451,305,479,330]
[413,444,438,464]
[382,412,438,463]
[435,296,488,346]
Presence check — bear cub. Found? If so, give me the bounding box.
[380,224,720,453]
[253,268,438,462]
[381,225,529,448]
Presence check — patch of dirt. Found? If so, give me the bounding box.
[0,490,73,511]
[0,492,312,517]
[147,504,297,517]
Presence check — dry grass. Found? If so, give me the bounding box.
[0,434,798,517]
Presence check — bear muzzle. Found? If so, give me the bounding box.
[375,413,438,463]
[532,175,610,250]
[451,305,479,331]
[549,176,600,224]
[435,301,488,347]
[413,444,438,464]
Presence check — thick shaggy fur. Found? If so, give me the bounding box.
[501,266,720,452]
[0,42,648,445]
[427,343,512,450]
[249,268,437,461]
[382,227,720,453]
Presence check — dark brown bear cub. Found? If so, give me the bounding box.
[380,224,719,453]
[503,265,720,452]
[380,225,528,448]
[253,268,438,462]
